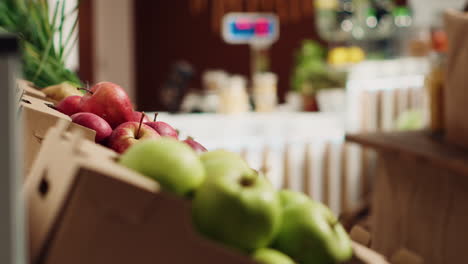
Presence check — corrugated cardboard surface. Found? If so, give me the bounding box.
[27,122,387,264]
[27,122,255,264]
[44,170,259,264]
[17,80,50,101]
[19,95,95,176]
[444,10,468,149]
[26,121,124,263]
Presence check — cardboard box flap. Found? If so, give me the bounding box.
[64,122,155,190]
[78,161,158,194]
[20,95,70,139]
[44,169,257,264]
[68,122,96,141]
[20,94,95,141]
[17,79,48,100]
[71,167,178,226]
[27,121,157,263]
[26,128,82,262]
[20,97,95,177]
[20,95,68,121]
[63,132,114,159]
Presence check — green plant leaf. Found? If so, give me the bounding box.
[0,0,82,88]
[58,0,66,59]
[33,30,54,83]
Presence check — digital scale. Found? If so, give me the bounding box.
[222,13,279,76]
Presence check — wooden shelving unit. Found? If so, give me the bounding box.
[347,130,468,175]
[347,130,468,264]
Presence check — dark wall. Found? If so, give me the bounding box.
[134,1,321,111]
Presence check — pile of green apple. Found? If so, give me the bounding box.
[55,81,206,154]
[118,139,353,264]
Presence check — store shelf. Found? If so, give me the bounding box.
[346,130,468,176]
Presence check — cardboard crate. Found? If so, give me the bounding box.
[17,80,50,101]
[19,94,95,176]
[26,121,388,264]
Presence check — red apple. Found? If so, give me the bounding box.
[131,111,150,123]
[144,113,179,139]
[56,95,82,116]
[79,82,134,128]
[108,122,160,154]
[71,112,113,143]
[183,137,207,153]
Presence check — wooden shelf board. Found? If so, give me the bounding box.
[346,130,468,176]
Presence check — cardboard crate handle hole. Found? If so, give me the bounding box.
[44,103,57,111]
[38,171,49,197]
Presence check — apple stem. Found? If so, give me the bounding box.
[136,111,145,139]
[77,87,94,95]
[153,112,158,122]
[240,177,254,187]
[187,136,194,141]
[240,170,264,187]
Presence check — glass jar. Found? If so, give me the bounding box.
[253,72,278,112]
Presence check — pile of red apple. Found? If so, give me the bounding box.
[55,81,206,154]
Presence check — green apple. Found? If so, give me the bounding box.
[200,149,245,163]
[200,150,250,176]
[252,248,296,264]
[192,169,281,252]
[272,195,353,264]
[278,190,311,210]
[119,138,205,196]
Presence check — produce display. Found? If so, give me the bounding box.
[252,248,296,264]
[144,113,179,139]
[78,82,134,129]
[183,136,207,153]
[193,158,281,252]
[56,95,82,116]
[42,82,84,102]
[131,111,150,123]
[52,81,352,264]
[119,138,205,196]
[108,121,160,154]
[70,112,112,143]
[54,81,202,154]
[117,139,352,264]
[273,190,353,263]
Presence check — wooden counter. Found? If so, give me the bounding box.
[347,130,468,175]
[347,130,468,264]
